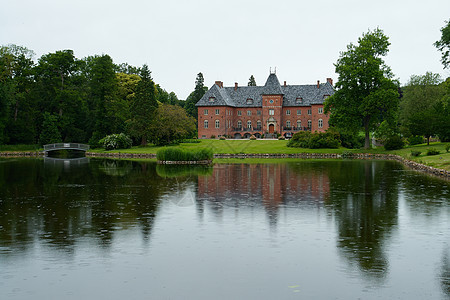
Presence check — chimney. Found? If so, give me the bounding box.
[326,78,333,86]
[215,81,223,88]
[317,80,320,88]
[284,81,286,87]
[235,82,238,91]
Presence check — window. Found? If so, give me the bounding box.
[269,109,274,115]
[246,98,253,104]
[307,109,311,115]
[297,109,301,115]
[297,120,301,128]
[247,120,252,129]
[247,110,251,116]
[318,119,323,128]
[215,120,220,128]
[237,110,242,116]
[204,109,208,115]
[286,120,291,128]
[286,110,291,115]
[215,109,220,115]
[209,97,215,102]
[318,107,323,114]
[296,97,302,104]
[307,120,312,128]
[257,120,262,129]
[237,120,242,129]
[257,110,261,116]
[204,120,208,129]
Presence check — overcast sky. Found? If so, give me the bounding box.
[1,0,449,99]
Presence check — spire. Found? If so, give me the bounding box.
[262,73,283,95]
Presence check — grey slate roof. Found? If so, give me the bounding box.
[195,73,334,107]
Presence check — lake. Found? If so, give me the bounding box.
[0,158,449,299]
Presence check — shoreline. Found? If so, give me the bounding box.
[1,151,448,179]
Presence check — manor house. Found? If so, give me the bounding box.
[196,72,334,139]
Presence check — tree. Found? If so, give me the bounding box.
[148,103,196,145]
[39,112,61,145]
[399,72,445,145]
[85,54,118,144]
[127,64,158,145]
[434,19,450,69]
[324,28,399,149]
[0,44,36,144]
[248,75,257,86]
[184,72,206,120]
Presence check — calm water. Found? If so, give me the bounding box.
[0,158,448,300]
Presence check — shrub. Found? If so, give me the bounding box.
[210,135,216,139]
[219,136,226,140]
[341,151,355,158]
[249,135,257,140]
[410,150,422,157]
[287,130,340,149]
[156,147,213,161]
[446,144,450,153]
[339,130,364,149]
[100,133,132,150]
[408,135,424,145]
[426,148,440,156]
[384,135,404,150]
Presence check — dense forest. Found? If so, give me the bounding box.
[0,45,204,147]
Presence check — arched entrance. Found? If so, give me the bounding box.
[268,124,275,134]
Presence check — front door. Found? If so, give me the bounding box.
[269,124,275,134]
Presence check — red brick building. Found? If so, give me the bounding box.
[196,72,334,139]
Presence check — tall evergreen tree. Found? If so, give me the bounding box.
[127,64,158,145]
[248,75,257,86]
[184,72,206,120]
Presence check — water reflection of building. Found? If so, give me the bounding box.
[197,164,330,212]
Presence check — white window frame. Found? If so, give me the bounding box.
[204,120,208,129]
[318,119,323,128]
[215,120,220,128]
[269,109,274,116]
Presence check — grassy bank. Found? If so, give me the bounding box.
[2,140,449,171]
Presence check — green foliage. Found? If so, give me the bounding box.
[127,64,158,145]
[148,103,196,146]
[383,135,404,150]
[248,75,257,86]
[434,19,450,69]
[287,130,340,149]
[341,150,355,158]
[408,135,424,145]
[324,28,399,149]
[184,72,206,119]
[338,130,364,149]
[99,133,132,150]
[399,72,445,145]
[445,144,450,152]
[181,139,200,144]
[410,150,422,157]
[156,147,213,161]
[39,112,61,145]
[426,148,440,155]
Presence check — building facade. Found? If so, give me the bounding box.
[196,73,334,139]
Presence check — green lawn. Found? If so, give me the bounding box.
[2,140,449,171]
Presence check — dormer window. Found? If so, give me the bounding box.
[296,97,303,104]
[209,97,215,103]
[246,98,253,104]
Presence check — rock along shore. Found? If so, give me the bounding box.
[0,151,448,179]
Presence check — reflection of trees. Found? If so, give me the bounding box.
[440,247,450,297]
[0,158,188,258]
[325,160,400,281]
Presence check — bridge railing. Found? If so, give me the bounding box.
[44,143,90,151]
